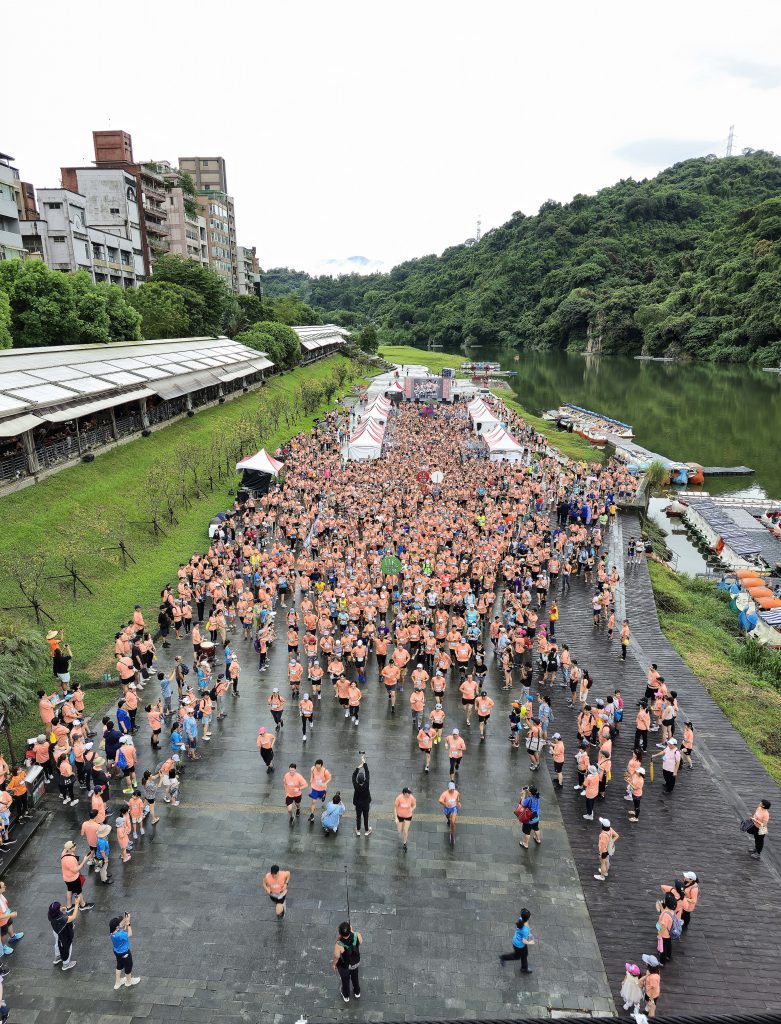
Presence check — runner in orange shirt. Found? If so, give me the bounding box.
[475,690,495,740]
[409,686,426,730]
[257,726,276,774]
[283,763,307,826]
[268,689,285,731]
[381,662,400,712]
[438,781,461,846]
[299,693,314,741]
[309,759,332,822]
[417,724,433,771]
[459,675,479,727]
[263,864,290,919]
[393,788,417,851]
[444,728,466,781]
[347,682,362,726]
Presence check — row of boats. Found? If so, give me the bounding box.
[541,403,635,444]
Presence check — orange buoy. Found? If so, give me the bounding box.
[758,596,781,609]
[736,569,757,579]
[749,586,773,599]
[741,577,766,589]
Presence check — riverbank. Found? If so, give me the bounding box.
[648,561,781,784]
[378,345,595,461]
[0,355,363,756]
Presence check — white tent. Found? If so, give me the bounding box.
[360,396,390,422]
[467,398,501,433]
[346,418,386,461]
[482,425,524,462]
[236,448,284,475]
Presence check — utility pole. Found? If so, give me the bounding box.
[726,125,735,158]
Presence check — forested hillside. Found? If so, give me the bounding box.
[268,153,781,364]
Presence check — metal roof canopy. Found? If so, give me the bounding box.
[0,337,274,432]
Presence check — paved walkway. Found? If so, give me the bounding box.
[3,605,612,1022]
[548,514,781,1015]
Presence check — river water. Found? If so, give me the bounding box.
[412,346,781,573]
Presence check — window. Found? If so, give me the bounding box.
[203,161,210,166]
[51,235,66,242]
[46,202,62,209]
[110,207,120,214]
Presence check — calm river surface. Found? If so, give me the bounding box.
[421,347,781,500]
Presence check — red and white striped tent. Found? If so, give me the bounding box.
[346,417,386,461]
[235,448,284,475]
[482,424,524,462]
[467,398,501,433]
[360,395,391,421]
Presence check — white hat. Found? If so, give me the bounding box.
[417,662,423,668]
[636,767,646,775]
[552,732,561,740]
[447,782,456,790]
[73,720,81,727]
[598,817,611,827]
[302,693,309,701]
[683,871,697,881]
[642,954,660,967]
[172,754,181,763]
[119,736,131,744]
[435,703,442,709]
[272,687,279,693]
[588,765,598,775]
[84,742,94,751]
[452,728,459,735]
[667,738,677,745]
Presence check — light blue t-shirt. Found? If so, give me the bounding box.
[322,801,345,831]
[512,923,531,949]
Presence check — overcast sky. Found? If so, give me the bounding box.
[6,0,781,276]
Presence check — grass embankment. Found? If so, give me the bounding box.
[0,356,358,757]
[379,345,596,461]
[649,561,781,784]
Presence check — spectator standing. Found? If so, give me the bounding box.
[110,912,140,989]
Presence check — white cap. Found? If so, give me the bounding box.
[598,817,611,827]
[302,693,309,701]
[119,736,131,744]
[642,954,660,967]
[448,781,456,790]
[172,754,181,763]
[552,732,561,740]
[588,765,598,775]
[272,688,279,693]
[73,719,81,726]
[636,767,646,775]
[667,738,677,745]
[683,871,697,881]
[435,703,442,709]
[452,728,459,735]
[129,683,137,690]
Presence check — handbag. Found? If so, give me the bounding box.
[740,818,754,832]
[514,802,533,825]
[525,735,540,752]
[79,872,86,886]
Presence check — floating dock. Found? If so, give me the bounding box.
[701,466,755,477]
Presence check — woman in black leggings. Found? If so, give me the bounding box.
[352,756,372,836]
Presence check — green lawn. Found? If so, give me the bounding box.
[649,561,781,784]
[0,357,355,676]
[379,345,596,461]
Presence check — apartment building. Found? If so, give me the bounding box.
[0,152,26,262]
[237,244,260,295]
[178,155,239,292]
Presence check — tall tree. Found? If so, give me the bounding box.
[151,254,232,334]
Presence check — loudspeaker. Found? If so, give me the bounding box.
[82,453,95,463]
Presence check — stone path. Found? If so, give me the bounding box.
[2,601,612,1022]
[547,514,781,1015]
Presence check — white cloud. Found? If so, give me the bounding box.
[4,0,781,275]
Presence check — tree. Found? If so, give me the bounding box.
[0,550,52,624]
[68,271,112,344]
[357,324,378,353]
[0,621,50,761]
[127,281,192,339]
[236,293,277,331]
[100,283,142,341]
[0,288,12,349]
[151,254,231,334]
[239,321,301,369]
[270,293,322,326]
[299,380,323,415]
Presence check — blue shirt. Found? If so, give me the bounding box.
[171,730,184,751]
[322,801,346,831]
[183,716,197,739]
[522,795,540,824]
[96,837,110,861]
[111,929,130,955]
[512,923,531,949]
[160,676,172,699]
[117,708,132,734]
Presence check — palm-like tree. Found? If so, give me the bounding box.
[638,459,669,509]
[0,621,49,762]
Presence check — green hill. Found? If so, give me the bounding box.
[271,153,781,365]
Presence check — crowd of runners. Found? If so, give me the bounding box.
[5,384,772,1013]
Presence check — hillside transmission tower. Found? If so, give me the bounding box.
[726,125,735,157]
[476,215,482,242]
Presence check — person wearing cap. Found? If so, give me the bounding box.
[94,824,112,884]
[393,787,417,851]
[283,763,308,827]
[438,781,461,846]
[299,693,314,741]
[549,733,565,788]
[640,954,661,1017]
[257,727,276,775]
[458,674,479,726]
[49,900,80,971]
[679,872,699,929]
[416,723,433,771]
[574,740,590,791]
[681,720,695,769]
[475,690,495,741]
[268,688,285,731]
[7,766,29,822]
[594,819,619,881]
[0,883,21,957]
[582,765,600,820]
[60,840,94,912]
[656,891,678,964]
[444,728,466,781]
[651,738,681,792]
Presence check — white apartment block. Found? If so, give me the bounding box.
[0,152,25,262]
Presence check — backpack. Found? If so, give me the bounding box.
[116,749,128,770]
[670,914,683,940]
[338,933,361,967]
